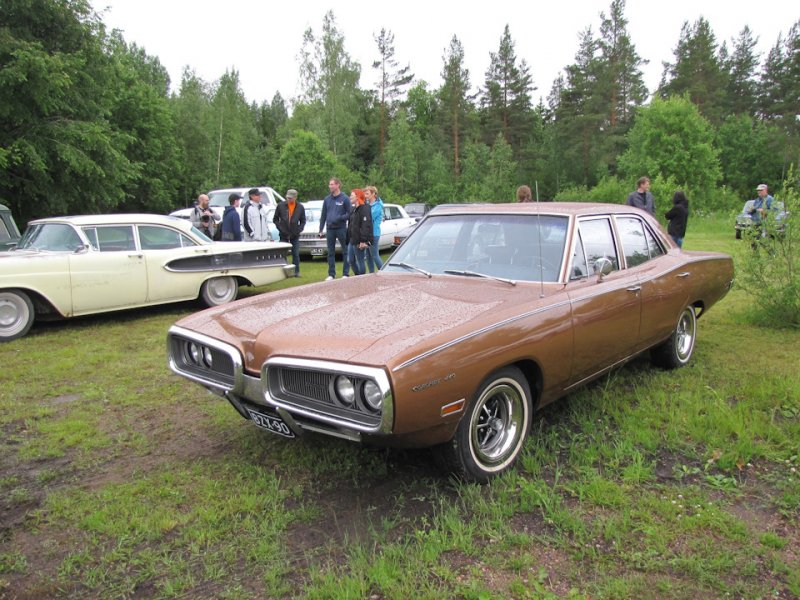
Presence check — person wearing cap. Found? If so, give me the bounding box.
[749,184,774,233]
[273,189,306,277]
[625,176,655,215]
[242,188,272,242]
[221,193,242,241]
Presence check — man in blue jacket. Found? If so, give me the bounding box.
[319,177,351,280]
[220,193,242,241]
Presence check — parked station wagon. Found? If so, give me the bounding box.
[167,203,734,482]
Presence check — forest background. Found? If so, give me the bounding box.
[1,0,799,224]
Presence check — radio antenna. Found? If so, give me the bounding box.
[535,181,545,298]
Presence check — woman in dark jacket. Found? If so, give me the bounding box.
[665,190,689,248]
[347,189,373,275]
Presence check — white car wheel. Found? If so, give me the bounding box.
[435,366,532,483]
[0,290,35,341]
[200,276,239,307]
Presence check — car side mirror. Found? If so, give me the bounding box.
[594,257,613,282]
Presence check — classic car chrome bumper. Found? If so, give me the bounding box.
[167,326,394,439]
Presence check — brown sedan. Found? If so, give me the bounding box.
[167,203,733,482]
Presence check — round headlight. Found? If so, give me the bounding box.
[188,342,201,364]
[334,375,355,406]
[363,380,383,412]
[202,347,213,368]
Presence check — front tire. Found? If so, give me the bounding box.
[651,306,697,369]
[434,366,532,483]
[0,290,35,341]
[200,276,239,307]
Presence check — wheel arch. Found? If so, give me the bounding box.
[0,286,62,318]
[500,358,543,410]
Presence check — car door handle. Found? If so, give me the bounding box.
[194,248,210,254]
[626,286,641,292]
[128,254,143,259]
[677,272,690,278]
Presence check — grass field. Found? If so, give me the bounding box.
[1,225,798,599]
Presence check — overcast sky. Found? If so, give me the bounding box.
[90,0,797,107]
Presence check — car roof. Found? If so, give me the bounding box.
[426,201,651,218]
[27,213,194,230]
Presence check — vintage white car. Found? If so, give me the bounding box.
[298,201,417,256]
[0,214,293,341]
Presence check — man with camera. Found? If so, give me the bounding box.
[191,193,218,240]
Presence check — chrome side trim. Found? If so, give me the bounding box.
[392,299,571,372]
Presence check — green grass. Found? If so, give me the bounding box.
[1,235,798,598]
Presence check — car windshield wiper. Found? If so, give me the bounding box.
[388,261,432,278]
[444,269,517,286]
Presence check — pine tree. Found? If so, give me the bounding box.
[372,28,414,166]
[553,28,604,186]
[596,0,647,172]
[480,25,535,156]
[658,17,728,124]
[724,26,760,116]
[439,36,473,176]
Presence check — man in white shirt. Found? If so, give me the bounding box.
[242,188,272,242]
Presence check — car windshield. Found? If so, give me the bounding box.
[406,203,427,217]
[385,213,568,283]
[17,223,83,251]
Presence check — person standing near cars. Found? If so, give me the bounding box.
[221,193,242,241]
[625,176,656,215]
[273,189,306,277]
[364,186,384,272]
[242,188,271,242]
[347,189,373,276]
[665,190,689,248]
[748,183,774,237]
[319,177,350,280]
[191,194,218,239]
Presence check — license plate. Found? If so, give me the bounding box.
[310,248,325,256]
[247,408,295,438]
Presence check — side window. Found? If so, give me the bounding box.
[0,218,10,241]
[578,218,619,273]
[644,226,665,259]
[384,206,401,220]
[570,229,589,279]
[617,217,651,267]
[95,226,136,252]
[82,227,99,250]
[138,225,183,250]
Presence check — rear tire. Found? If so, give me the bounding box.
[434,366,531,483]
[200,276,239,307]
[651,306,697,369]
[0,290,35,341]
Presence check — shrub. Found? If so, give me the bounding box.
[735,168,800,328]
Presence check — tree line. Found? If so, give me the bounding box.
[2,0,799,224]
